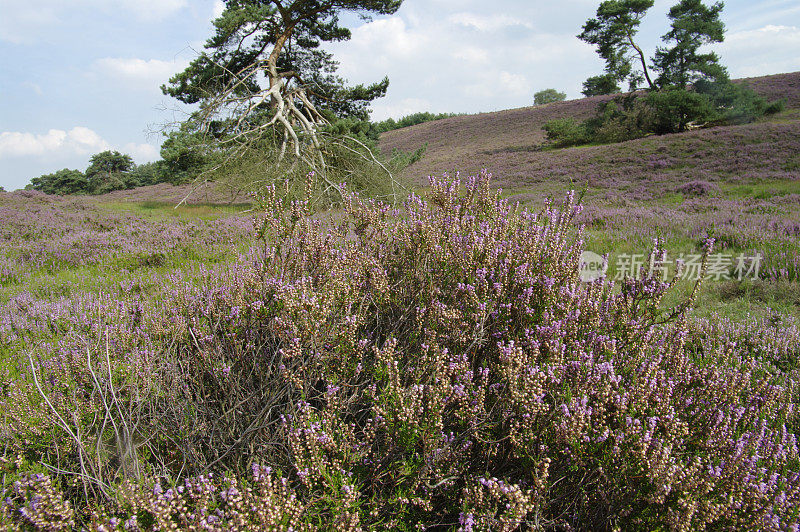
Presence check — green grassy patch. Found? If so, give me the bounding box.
[721,179,800,199]
[100,200,253,221]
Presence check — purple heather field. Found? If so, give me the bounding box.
[0,72,799,530]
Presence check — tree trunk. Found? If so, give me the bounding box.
[628,33,654,89]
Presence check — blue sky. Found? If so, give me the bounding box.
[1,0,799,191]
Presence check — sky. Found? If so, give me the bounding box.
[1,0,799,191]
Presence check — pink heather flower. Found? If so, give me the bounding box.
[459,512,475,531]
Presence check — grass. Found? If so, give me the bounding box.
[493,163,800,322]
[721,179,800,198]
[100,200,254,221]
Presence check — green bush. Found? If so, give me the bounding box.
[534,88,567,105]
[374,112,459,133]
[26,168,89,195]
[542,118,590,147]
[695,78,785,124]
[644,88,716,134]
[589,96,656,143]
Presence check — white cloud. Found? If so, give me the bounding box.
[719,25,800,77]
[0,127,110,159]
[350,17,426,60]
[0,0,187,43]
[370,98,435,122]
[498,71,531,97]
[212,0,225,20]
[326,9,594,115]
[123,142,160,163]
[453,46,490,65]
[448,12,532,32]
[93,57,188,90]
[112,0,187,21]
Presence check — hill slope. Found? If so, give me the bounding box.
[380,71,800,192]
[381,72,800,321]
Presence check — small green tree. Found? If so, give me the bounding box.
[578,0,656,91]
[653,0,726,89]
[27,169,89,195]
[85,150,135,194]
[159,128,217,185]
[534,88,567,105]
[128,161,167,187]
[542,118,590,147]
[582,74,621,96]
[645,87,715,133]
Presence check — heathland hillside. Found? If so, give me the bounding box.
[378,72,800,321]
[380,72,800,191]
[2,72,800,530]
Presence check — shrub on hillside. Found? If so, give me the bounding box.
[375,112,460,133]
[534,89,567,105]
[696,78,785,125]
[545,80,784,148]
[3,173,799,529]
[542,118,590,147]
[589,96,656,143]
[645,88,717,134]
[677,180,720,196]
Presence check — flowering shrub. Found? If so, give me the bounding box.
[2,173,798,529]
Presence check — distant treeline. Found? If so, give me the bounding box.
[25,151,170,197]
[542,78,785,149]
[373,112,460,133]
[26,112,457,196]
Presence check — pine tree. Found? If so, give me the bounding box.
[163,0,403,164]
[653,0,726,89]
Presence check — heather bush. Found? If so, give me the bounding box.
[2,173,799,529]
[676,180,720,197]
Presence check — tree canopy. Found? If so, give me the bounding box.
[534,89,567,105]
[582,74,621,97]
[580,0,729,94]
[578,0,655,91]
[162,0,403,169]
[653,0,726,89]
[27,169,89,196]
[85,151,135,194]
